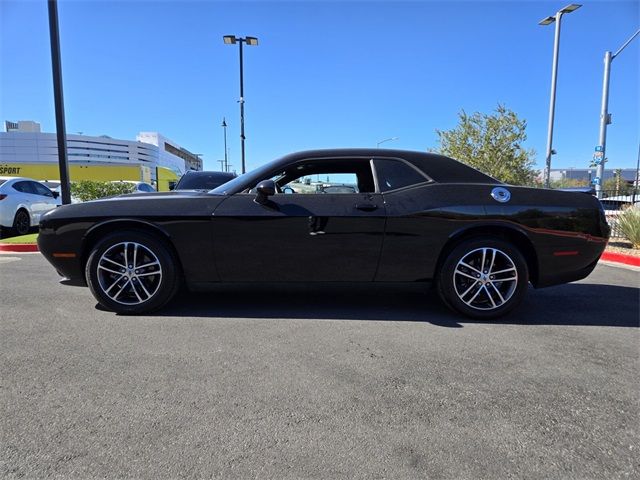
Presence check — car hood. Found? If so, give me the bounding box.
[42,190,227,221]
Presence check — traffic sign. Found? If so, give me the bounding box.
[595,146,603,152]
[592,176,601,186]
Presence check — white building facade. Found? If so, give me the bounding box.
[0,121,202,178]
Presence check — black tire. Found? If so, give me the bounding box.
[85,230,181,314]
[13,209,30,236]
[437,237,529,319]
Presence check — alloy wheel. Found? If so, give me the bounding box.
[96,241,163,305]
[453,247,518,311]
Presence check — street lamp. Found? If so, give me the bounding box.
[223,35,258,174]
[376,137,399,148]
[593,29,640,198]
[539,3,582,188]
[221,117,228,172]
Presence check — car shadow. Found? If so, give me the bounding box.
[0,226,38,240]
[152,282,640,328]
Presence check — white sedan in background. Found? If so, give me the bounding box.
[0,176,60,235]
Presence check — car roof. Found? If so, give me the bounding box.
[271,148,499,184]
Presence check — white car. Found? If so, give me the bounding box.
[0,176,61,235]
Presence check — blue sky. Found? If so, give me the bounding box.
[1,0,638,172]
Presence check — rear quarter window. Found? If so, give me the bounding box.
[373,158,430,192]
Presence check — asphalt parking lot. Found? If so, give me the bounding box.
[1,254,638,479]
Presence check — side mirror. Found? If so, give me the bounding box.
[255,180,275,205]
[51,191,60,199]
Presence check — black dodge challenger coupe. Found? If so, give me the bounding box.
[38,149,609,318]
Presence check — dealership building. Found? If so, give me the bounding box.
[0,121,202,181]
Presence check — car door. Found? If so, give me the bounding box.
[30,181,59,218]
[11,181,36,223]
[211,160,386,282]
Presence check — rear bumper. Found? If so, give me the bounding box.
[534,237,607,288]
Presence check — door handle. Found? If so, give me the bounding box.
[355,203,378,212]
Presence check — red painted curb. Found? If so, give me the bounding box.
[0,243,39,253]
[601,252,640,267]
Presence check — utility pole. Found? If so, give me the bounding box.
[594,29,640,198]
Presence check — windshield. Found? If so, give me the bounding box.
[177,172,235,190]
[210,157,284,195]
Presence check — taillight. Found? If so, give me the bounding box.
[0,194,6,200]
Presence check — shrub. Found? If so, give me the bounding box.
[617,206,640,248]
[71,181,136,202]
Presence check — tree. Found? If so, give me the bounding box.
[434,104,537,185]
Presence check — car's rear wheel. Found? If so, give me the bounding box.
[437,237,528,319]
[13,209,30,236]
[86,231,180,314]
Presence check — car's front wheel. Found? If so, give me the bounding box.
[86,231,180,314]
[437,237,529,319]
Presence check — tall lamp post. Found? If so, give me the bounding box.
[221,117,229,172]
[223,35,258,174]
[376,137,399,148]
[47,0,71,205]
[539,3,582,188]
[594,29,639,199]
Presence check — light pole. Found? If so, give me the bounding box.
[376,137,398,148]
[223,35,258,174]
[47,0,71,205]
[221,117,229,172]
[594,29,639,199]
[539,3,582,188]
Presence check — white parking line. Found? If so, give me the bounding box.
[0,256,22,264]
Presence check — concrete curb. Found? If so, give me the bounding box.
[0,243,39,253]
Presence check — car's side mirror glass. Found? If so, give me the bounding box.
[255,180,276,204]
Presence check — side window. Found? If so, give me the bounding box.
[373,159,429,192]
[13,181,36,194]
[139,183,155,192]
[257,159,376,194]
[284,173,360,194]
[32,182,54,197]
